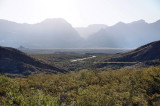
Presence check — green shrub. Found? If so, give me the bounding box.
[0,66,160,105]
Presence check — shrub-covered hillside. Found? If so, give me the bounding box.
[0,66,160,105]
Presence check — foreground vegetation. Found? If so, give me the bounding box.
[0,66,160,105]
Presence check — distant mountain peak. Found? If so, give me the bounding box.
[114,22,126,26]
[131,19,147,24]
[155,19,160,24]
[114,20,147,26]
[0,19,19,25]
[42,18,67,23]
[75,24,108,38]
[39,18,70,27]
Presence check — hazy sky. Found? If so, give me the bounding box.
[0,0,160,27]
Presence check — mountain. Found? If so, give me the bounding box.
[0,19,160,48]
[0,46,66,77]
[0,18,84,48]
[75,24,108,38]
[86,20,160,48]
[107,40,160,62]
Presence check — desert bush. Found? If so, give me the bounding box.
[0,66,160,105]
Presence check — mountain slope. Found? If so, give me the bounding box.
[0,46,66,76]
[87,20,160,48]
[75,24,108,38]
[107,40,160,62]
[0,18,84,48]
[0,19,160,48]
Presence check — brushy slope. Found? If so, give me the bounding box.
[0,66,160,105]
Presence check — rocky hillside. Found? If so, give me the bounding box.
[0,46,66,77]
[107,40,160,62]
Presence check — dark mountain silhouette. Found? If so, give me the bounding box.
[87,20,160,48]
[107,40,160,62]
[0,46,66,77]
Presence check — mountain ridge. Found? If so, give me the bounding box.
[87,19,160,48]
[0,18,84,48]
[107,40,160,62]
[0,46,67,77]
[0,18,160,48]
